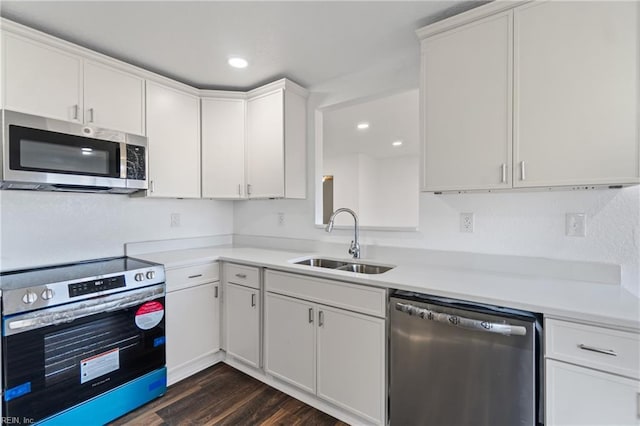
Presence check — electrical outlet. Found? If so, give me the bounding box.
[566,213,586,237]
[460,213,474,233]
[277,212,285,226]
[170,213,181,228]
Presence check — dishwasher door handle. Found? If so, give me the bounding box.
[395,302,527,336]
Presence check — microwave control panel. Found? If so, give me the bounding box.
[68,275,126,297]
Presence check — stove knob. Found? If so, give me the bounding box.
[42,288,54,300]
[146,271,156,280]
[22,290,38,304]
[135,273,145,282]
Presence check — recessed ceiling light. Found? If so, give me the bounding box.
[357,122,370,130]
[392,140,403,147]
[228,57,248,69]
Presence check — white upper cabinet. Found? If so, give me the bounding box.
[247,89,285,198]
[201,95,246,199]
[3,31,145,135]
[246,80,307,199]
[418,1,640,191]
[3,33,82,123]
[513,1,639,187]
[83,61,145,136]
[145,81,201,198]
[421,11,512,192]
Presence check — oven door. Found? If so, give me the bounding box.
[2,284,166,423]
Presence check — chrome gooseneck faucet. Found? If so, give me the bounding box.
[325,208,360,259]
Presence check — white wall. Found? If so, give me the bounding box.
[233,62,640,297]
[0,191,233,270]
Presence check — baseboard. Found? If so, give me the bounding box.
[167,351,224,386]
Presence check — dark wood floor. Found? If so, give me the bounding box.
[111,363,348,426]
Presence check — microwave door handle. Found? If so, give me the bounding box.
[120,142,127,179]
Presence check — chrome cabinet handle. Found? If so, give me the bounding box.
[235,273,247,279]
[308,307,314,323]
[578,344,617,357]
[520,161,526,181]
[318,310,324,327]
[150,180,155,193]
[214,286,219,298]
[73,104,79,120]
[188,274,202,279]
[88,108,95,123]
[251,293,256,307]
[501,163,507,183]
[395,302,527,336]
[247,184,252,196]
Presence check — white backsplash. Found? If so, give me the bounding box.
[0,190,234,271]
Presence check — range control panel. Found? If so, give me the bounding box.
[68,275,126,297]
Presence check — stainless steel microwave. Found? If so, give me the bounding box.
[0,110,147,193]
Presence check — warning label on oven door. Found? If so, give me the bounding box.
[81,348,120,384]
[135,301,164,330]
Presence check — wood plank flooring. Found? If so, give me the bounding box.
[110,363,348,426]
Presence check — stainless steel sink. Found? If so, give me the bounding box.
[295,258,348,269]
[335,263,394,274]
[294,257,394,274]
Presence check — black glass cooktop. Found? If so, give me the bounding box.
[0,257,160,291]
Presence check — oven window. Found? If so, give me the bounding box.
[44,315,141,387]
[9,125,120,177]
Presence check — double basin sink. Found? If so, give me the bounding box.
[294,257,394,274]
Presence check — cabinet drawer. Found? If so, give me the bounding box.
[265,270,386,318]
[166,262,219,292]
[225,263,260,289]
[545,319,640,380]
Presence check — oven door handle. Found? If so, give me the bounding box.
[5,284,165,335]
[395,302,527,336]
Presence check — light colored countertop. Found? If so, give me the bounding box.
[133,246,640,332]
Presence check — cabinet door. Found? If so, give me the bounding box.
[146,81,201,198]
[316,305,386,425]
[165,282,220,376]
[225,282,260,368]
[3,34,82,122]
[422,11,512,192]
[546,359,640,425]
[246,89,285,198]
[514,2,640,187]
[264,293,315,394]
[201,97,246,198]
[84,61,145,135]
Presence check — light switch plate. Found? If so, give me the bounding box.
[566,213,586,237]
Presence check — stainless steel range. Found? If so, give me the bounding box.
[1,257,167,425]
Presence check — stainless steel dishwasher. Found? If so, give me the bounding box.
[390,291,543,426]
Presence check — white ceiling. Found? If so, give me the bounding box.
[323,89,419,159]
[0,1,484,91]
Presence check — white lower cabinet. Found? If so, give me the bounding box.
[316,305,385,423]
[545,318,640,425]
[265,293,316,393]
[165,270,221,385]
[546,359,640,426]
[225,282,260,368]
[265,270,386,425]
